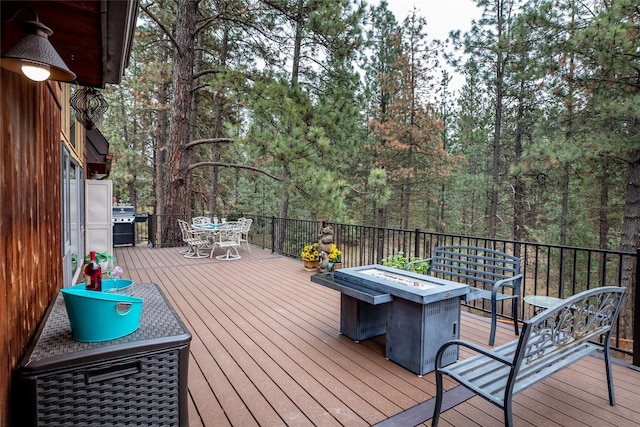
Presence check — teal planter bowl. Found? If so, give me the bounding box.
[72,278,134,294]
[61,288,143,342]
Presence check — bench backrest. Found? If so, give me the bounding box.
[515,286,626,369]
[430,245,521,286]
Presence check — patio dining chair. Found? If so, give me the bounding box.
[211,224,242,260]
[238,218,253,252]
[192,216,211,225]
[178,219,211,259]
[177,219,192,255]
[175,219,193,255]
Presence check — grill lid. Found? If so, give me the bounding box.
[112,206,135,222]
[112,206,135,216]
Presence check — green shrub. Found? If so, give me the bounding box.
[381,251,429,274]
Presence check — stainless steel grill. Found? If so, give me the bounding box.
[112,206,135,223]
[112,206,135,246]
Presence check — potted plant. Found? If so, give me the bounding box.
[84,251,116,272]
[327,244,342,271]
[71,253,78,271]
[300,242,320,271]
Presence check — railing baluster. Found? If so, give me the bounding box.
[147,213,636,364]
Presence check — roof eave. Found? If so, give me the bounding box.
[103,0,139,85]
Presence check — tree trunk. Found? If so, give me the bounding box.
[209,25,230,216]
[439,182,445,233]
[598,174,609,287]
[437,77,450,233]
[275,0,305,227]
[402,25,417,231]
[154,76,169,244]
[163,0,196,244]
[290,0,304,88]
[512,81,525,256]
[191,29,203,211]
[560,166,570,246]
[489,2,505,239]
[561,26,576,248]
[276,166,291,253]
[619,146,640,338]
[402,138,413,229]
[599,178,609,251]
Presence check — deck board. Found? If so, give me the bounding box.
[115,245,640,426]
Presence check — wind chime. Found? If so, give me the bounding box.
[70,86,108,129]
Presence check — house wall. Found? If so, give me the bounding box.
[0,69,64,425]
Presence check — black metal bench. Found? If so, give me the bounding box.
[431,286,626,427]
[406,245,522,346]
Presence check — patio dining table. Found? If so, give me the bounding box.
[192,222,221,231]
[192,221,239,229]
[192,223,220,244]
[193,222,240,235]
[193,223,242,260]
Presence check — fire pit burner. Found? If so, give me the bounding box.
[359,268,437,289]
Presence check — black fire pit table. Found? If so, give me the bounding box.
[311,265,469,376]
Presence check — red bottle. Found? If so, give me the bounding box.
[84,251,102,291]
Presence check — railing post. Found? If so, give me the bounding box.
[270,216,275,253]
[634,248,640,367]
[414,228,420,259]
[376,228,384,264]
[559,247,565,299]
[148,214,155,248]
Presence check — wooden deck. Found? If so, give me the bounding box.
[115,245,640,426]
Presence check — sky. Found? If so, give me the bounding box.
[372,0,482,92]
[382,0,481,41]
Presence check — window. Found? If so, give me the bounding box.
[61,82,86,285]
[62,144,85,286]
[62,84,81,151]
[69,85,79,150]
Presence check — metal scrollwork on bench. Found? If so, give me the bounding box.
[523,291,623,363]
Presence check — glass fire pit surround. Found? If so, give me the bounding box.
[334,265,469,304]
[313,265,470,375]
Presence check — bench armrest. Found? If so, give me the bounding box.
[492,273,523,296]
[435,339,514,370]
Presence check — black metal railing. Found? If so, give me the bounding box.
[134,215,149,245]
[147,213,638,366]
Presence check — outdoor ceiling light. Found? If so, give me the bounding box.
[0,8,76,82]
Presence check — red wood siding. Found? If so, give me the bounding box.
[0,69,63,426]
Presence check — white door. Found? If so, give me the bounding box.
[85,180,113,257]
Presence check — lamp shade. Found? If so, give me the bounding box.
[1,19,76,82]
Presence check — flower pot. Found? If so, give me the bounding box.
[303,259,319,271]
[329,262,342,271]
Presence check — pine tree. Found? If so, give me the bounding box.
[367,7,452,229]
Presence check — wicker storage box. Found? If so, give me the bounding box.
[14,283,191,426]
